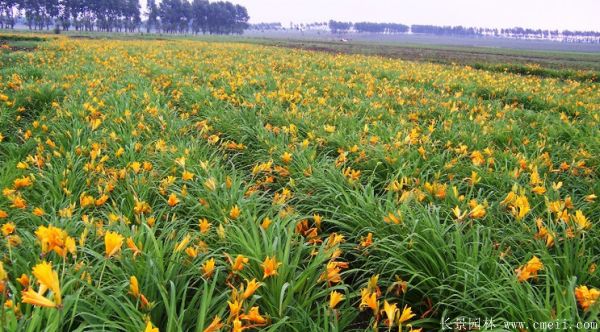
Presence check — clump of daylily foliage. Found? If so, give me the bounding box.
[0,34,598,331]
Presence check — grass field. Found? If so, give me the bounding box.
[0,33,599,331]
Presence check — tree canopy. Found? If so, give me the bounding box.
[0,0,249,34]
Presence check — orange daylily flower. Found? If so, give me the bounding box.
[261,256,281,279]
[104,231,124,258]
[575,285,600,311]
[203,316,224,332]
[230,255,249,272]
[202,258,216,278]
[144,321,159,332]
[21,289,57,308]
[167,193,180,207]
[382,300,398,327]
[229,205,241,219]
[126,237,142,257]
[398,305,416,324]
[129,276,140,298]
[199,218,211,233]
[329,290,345,309]
[240,306,267,324]
[516,256,544,282]
[1,222,15,236]
[242,278,261,299]
[359,288,378,314]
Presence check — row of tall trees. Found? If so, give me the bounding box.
[0,0,141,31]
[248,22,281,31]
[501,27,600,39]
[328,20,411,34]
[0,0,249,34]
[328,20,352,34]
[411,25,479,36]
[354,22,409,34]
[411,25,600,41]
[0,0,18,29]
[324,21,599,42]
[149,0,248,34]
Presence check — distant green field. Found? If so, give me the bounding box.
[240,37,600,82]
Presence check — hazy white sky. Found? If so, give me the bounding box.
[225,0,599,30]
